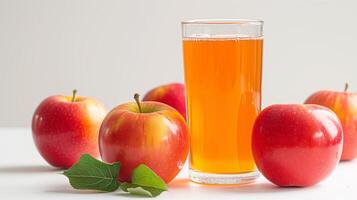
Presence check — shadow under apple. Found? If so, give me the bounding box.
[0,165,59,174]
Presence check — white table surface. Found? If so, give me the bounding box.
[0,127,356,200]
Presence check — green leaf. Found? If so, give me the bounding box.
[119,164,167,197]
[63,154,120,192]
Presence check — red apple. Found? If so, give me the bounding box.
[32,90,107,168]
[305,84,357,161]
[252,104,343,187]
[99,94,189,183]
[143,83,186,119]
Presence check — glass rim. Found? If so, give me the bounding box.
[182,18,263,25]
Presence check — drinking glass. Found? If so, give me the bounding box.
[182,19,263,184]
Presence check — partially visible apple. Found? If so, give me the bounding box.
[305,83,357,161]
[252,104,343,187]
[99,94,189,183]
[32,90,107,168]
[143,83,186,119]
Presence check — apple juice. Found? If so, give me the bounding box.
[183,38,263,174]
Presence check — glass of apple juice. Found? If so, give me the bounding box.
[181,19,263,184]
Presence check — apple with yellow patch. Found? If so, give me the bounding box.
[99,94,189,183]
[32,90,107,168]
[305,83,357,160]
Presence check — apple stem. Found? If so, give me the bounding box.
[72,89,77,102]
[344,83,349,92]
[134,93,143,113]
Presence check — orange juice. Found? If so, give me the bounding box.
[183,38,263,174]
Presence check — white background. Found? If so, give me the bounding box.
[1,0,357,126]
